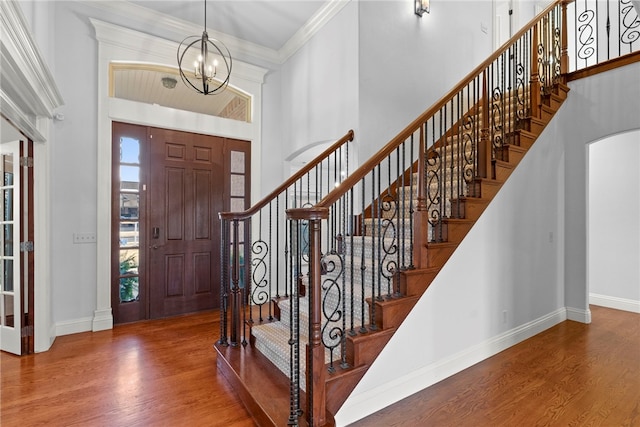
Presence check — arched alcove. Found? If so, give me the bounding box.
[587,129,640,313]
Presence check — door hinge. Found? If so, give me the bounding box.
[20,241,34,252]
[20,157,34,167]
[21,324,34,337]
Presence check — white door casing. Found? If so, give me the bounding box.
[0,140,22,355]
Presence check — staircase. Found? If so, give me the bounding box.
[215,1,640,426]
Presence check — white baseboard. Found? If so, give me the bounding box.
[336,308,567,426]
[590,293,640,313]
[92,308,113,332]
[566,306,592,323]
[55,317,93,336]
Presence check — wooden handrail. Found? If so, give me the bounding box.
[309,0,564,211]
[219,129,354,221]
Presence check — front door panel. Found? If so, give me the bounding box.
[147,128,224,318]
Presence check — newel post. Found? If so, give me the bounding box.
[560,0,570,78]
[414,123,430,266]
[478,70,492,179]
[530,21,542,119]
[287,207,329,427]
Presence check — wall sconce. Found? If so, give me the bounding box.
[415,0,430,17]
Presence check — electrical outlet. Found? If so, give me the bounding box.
[73,232,97,244]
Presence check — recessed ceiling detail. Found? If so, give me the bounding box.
[110,63,250,123]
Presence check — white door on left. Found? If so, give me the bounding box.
[0,140,21,355]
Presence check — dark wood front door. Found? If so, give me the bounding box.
[147,128,224,318]
[112,122,250,323]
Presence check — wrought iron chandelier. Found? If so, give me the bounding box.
[177,0,232,95]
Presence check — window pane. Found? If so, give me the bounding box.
[3,189,13,221]
[120,193,139,220]
[119,249,139,275]
[120,166,140,191]
[230,150,245,173]
[120,137,140,164]
[120,222,139,247]
[3,259,13,292]
[3,224,13,256]
[119,277,139,303]
[230,197,245,212]
[230,175,244,197]
[2,294,14,327]
[2,154,13,185]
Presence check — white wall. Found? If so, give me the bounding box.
[279,1,359,159]
[558,62,640,319]
[358,0,493,161]
[48,3,100,329]
[588,131,640,312]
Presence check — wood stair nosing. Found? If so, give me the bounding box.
[424,241,459,268]
[449,196,491,222]
[439,217,476,244]
[495,143,528,164]
[492,158,515,181]
[399,267,440,296]
[369,294,421,330]
[539,103,556,122]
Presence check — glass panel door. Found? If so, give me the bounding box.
[0,140,21,355]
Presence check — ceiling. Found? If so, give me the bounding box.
[104,1,334,119]
[128,0,329,51]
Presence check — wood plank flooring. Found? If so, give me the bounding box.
[351,305,640,427]
[0,311,254,426]
[1,306,638,426]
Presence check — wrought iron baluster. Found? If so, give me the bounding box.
[360,176,367,333]
[220,218,229,346]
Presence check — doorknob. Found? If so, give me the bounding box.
[151,244,163,250]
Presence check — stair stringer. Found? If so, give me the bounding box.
[334,85,570,425]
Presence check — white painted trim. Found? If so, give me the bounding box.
[590,293,640,314]
[566,306,592,323]
[56,317,94,337]
[336,308,567,426]
[0,89,46,143]
[92,309,113,332]
[0,0,64,119]
[0,0,63,353]
[92,20,267,330]
[278,0,352,63]
[34,133,55,352]
[84,0,280,64]
[83,0,350,65]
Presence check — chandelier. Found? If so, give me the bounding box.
[177,0,232,95]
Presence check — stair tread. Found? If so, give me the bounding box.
[215,342,327,427]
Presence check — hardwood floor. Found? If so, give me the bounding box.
[351,305,640,427]
[1,306,638,427]
[0,310,255,426]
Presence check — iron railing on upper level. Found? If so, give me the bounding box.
[568,0,640,71]
[219,1,639,425]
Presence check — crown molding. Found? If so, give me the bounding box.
[82,0,281,64]
[278,0,352,63]
[91,19,268,84]
[0,0,64,119]
[81,0,351,65]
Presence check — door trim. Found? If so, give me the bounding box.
[93,20,267,331]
